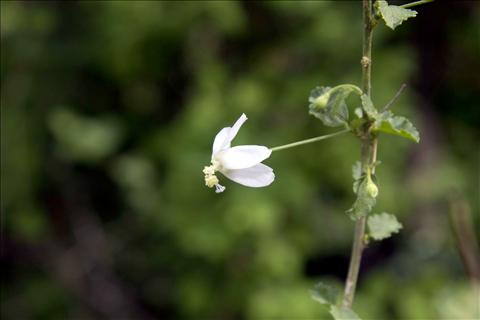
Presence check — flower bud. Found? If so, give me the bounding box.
[365,177,378,198]
[309,86,332,112]
[313,92,331,110]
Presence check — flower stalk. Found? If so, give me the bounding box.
[270,129,350,152]
[400,0,434,9]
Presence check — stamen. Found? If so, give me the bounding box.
[203,161,224,192]
[205,174,219,188]
[203,165,215,175]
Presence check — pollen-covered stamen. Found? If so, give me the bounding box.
[204,174,219,188]
[203,162,225,192]
[203,160,225,190]
[203,165,215,176]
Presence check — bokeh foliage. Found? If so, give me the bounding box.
[1,1,479,319]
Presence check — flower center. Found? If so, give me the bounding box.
[204,173,219,188]
[203,161,225,193]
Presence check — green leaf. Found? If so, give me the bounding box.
[330,305,361,320]
[311,282,340,306]
[368,212,403,240]
[346,177,377,220]
[375,0,418,30]
[346,173,378,220]
[311,282,361,320]
[309,85,361,127]
[360,94,378,119]
[373,111,420,143]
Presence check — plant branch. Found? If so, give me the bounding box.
[342,0,376,309]
[361,0,373,98]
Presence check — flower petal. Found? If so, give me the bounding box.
[212,127,230,155]
[226,113,247,145]
[211,114,248,156]
[216,145,271,170]
[221,163,275,188]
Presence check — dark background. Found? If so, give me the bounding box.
[1,1,479,319]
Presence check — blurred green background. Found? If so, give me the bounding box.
[1,1,479,319]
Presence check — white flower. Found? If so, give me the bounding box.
[203,113,275,193]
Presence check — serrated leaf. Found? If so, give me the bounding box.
[311,282,340,306]
[368,212,402,240]
[360,94,378,119]
[309,85,359,127]
[376,0,417,30]
[347,178,376,220]
[330,305,361,320]
[374,111,420,143]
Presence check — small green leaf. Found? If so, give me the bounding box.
[368,212,402,240]
[360,94,378,119]
[330,305,361,320]
[374,111,420,143]
[311,282,340,306]
[347,177,377,220]
[309,85,361,127]
[375,0,417,30]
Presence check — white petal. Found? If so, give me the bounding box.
[211,114,248,156]
[216,145,271,170]
[221,163,275,188]
[212,127,230,155]
[226,113,247,145]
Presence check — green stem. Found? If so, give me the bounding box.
[343,207,367,307]
[400,0,434,9]
[332,84,363,95]
[361,1,373,98]
[270,129,350,152]
[342,0,376,309]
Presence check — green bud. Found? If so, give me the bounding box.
[313,92,331,109]
[365,176,378,198]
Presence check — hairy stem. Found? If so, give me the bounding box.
[342,0,376,309]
